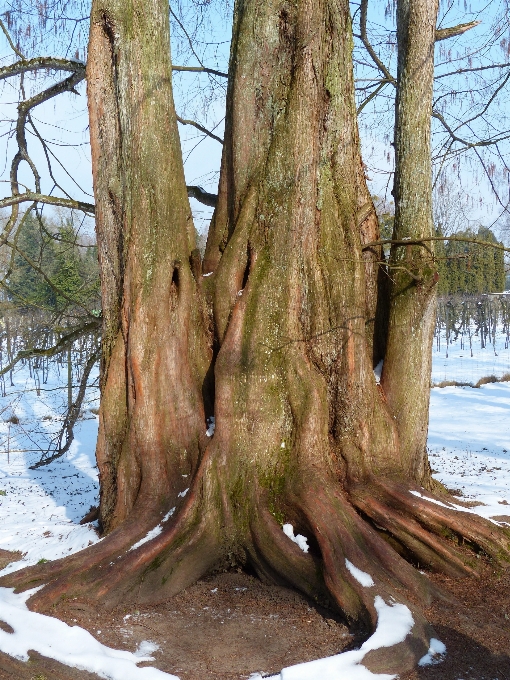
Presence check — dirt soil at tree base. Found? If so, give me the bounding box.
[0,566,509,680]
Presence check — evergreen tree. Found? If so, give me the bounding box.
[8,211,57,309]
[440,226,504,295]
[8,211,100,312]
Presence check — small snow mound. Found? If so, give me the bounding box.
[206,417,215,437]
[373,360,383,384]
[345,559,374,587]
[282,524,309,553]
[266,595,414,680]
[135,640,159,659]
[418,638,446,666]
[0,587,177,679]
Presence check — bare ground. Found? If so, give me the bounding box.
[0,565,509,680]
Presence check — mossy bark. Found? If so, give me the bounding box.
[87,0,211,533]
[381,0,439,485]
[3,1,510,676]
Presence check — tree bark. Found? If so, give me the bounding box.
[87,0,211,534]
[382,0,439,485]
[3,1,510,676]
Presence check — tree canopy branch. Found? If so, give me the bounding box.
[0,320,101,378]
[187,185,218,207]
[0,56,85,82]
[363,235,510,254]
[435,21,481,42]
[172,65,227,78]
[359,0,396,85]
[0,192,95,214]
[176,115,224,144]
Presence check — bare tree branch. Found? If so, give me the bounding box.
[0,56,85,82]
[0,192,95,214]
[359,0,396,85]
[435,21,481,42]
[0,320,101,378]
[357,79,391,114]
[363,235,510,254]
[187,185,217,207]
[176,115,224,144]
[29,347,100,469]
[0,18,24,59]
[435,61,510,80]
[172,65,227,78]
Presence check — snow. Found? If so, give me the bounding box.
[418,637,447,666]
[432,321,510,385]
[265,596,414,680]
[128,508,175,552]
[0,356,101,577]
[206,416,215,437]
[428,383,510,520]
[2,318,510,677]
[282,524,309,553]
[345,559,375,587]
[373,360,383,384]
[0,586,177,680]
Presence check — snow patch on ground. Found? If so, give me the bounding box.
[0,586,177,679]
[428,383,510,520]
[432,324,510,384]
[0,412,101,576]
[264,596,416,680]
[418,637,447,666]
[282,524,309,553]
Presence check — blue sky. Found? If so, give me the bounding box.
[0,0,508,236]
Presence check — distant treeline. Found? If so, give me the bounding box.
[374,197,506,296]
[2,211,100,313]
[435,226,505,295]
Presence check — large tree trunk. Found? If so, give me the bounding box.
[3,0,510,675]
[86,0,211,535]
[381,0,439,485]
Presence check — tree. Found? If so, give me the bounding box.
[6,211,100,312]
[438,226,506,294]
[7,211,57,309]
[2,0,510,676]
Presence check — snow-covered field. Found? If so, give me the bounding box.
[0,356,101,575]
[432,322,510,385]
[0,325,509,679]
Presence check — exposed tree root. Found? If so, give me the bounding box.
[3,466,510,674]
[0,456,222,611]
[350,480,510,576]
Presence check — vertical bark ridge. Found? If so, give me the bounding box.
[87,0,211,532]
[382,0,440,484]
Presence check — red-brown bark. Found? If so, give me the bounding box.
[2,0,510,676]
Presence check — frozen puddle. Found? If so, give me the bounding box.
[0,586,176,679]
